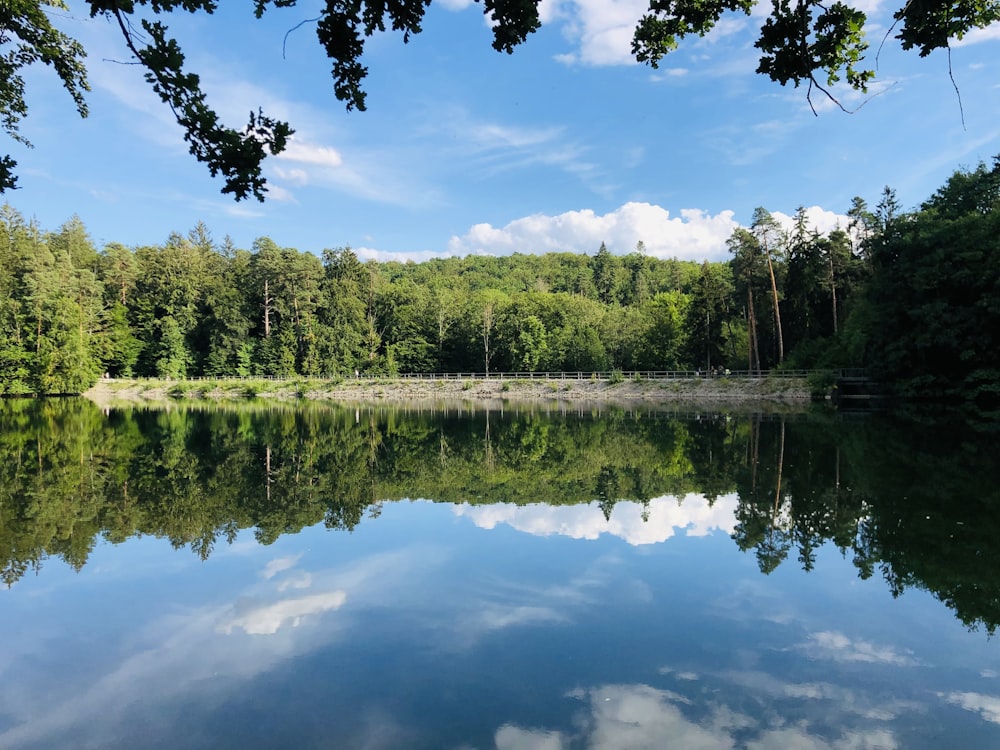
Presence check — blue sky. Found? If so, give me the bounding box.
[7,1,1000,262]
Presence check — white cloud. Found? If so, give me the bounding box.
[221,204,266,220]
[772,206,850,236]
[650,68,690,81]
[354,245,449,263]
[698,16,751,44]
[276,139,344,168]
[264,183,296,202]
[447,202,740,261]
[455,493,738,546]
[278,572,313,591]
[941,691,1000,724]
[429,107,599,187]
[952,25,1000,47]
[552,0,648,67]
[800,631,918,667]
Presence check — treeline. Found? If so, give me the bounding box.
[2,159,997,398]
[3,399,1000,632]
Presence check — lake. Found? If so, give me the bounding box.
[1,398,999,749]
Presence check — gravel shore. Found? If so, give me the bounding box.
[84,375,812,409]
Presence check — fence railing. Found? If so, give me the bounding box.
[122,368,863,383]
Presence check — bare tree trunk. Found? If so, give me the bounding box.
[705,310,711,372]
[772,417,785,520]
[765,250,784,364]
[482,300,494,375]
[747,287,761,375]
[263,279,272,338]
[828,251,839,335]
[265,444,272,504]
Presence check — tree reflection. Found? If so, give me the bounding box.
[1,399,999,632]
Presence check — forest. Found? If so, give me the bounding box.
[1,159,998,401]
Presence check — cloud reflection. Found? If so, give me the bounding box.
[800,631,918,667]
[941,691,1000,724]
[495,724,566,749]
[0,546,440,749]
[454,493,738,546]
[218,590,347,635]
[499,683,903,749]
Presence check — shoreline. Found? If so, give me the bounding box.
[83,375,814,409]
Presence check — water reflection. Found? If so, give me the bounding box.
[454,493,739,544]
[2,398,999,635]
[2,402,1000,750]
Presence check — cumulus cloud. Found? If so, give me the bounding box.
[447,202,740,261]
[455,493,738,545]
[951,25,1000,47]
[550,0,649,67]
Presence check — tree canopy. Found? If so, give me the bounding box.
[1,0,997,196]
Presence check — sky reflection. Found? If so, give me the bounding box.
[2,499,999,749]
[453,493,739,545]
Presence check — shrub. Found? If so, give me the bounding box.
[167,383,191,399]
[806,370,837,400]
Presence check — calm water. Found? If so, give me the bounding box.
[2,398,999,749]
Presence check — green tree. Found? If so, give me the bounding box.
[638,290,690,370]
[728,227,765,372]
[590,242,623,305]
[686,261,733,371]
[155,315,190,378]
[751,207,786,366]
[861,159,1000,401]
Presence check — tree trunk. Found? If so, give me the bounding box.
[747,287,761,375]
[828,250,839,334]
[765,250,784,364]
[482,300,494,375]
[705,310,711,372]
[263,279,272,338]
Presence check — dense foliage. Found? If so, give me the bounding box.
[2,2,997,194]
[0,205,859,391]
[1,159,997,398]
[3,399,1000,633]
